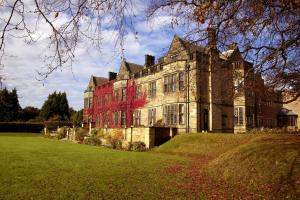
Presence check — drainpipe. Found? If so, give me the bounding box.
[130,125,133,143]
[197,52,202,132]
[208,51,213,132]
[186,63,190,133]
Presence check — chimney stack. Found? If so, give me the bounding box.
[145,54,155,67]
[108,72,117,81]
[207,27,217,49]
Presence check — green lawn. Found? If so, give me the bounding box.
[1,133,300,199]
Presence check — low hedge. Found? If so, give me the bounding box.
[0,122,44,133]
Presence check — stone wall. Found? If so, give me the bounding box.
[284,98,300,128]
[103,127,155,149]
[66,127,155,148]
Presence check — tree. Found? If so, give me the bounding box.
[18,106,40,121]
[71,109,83,127]
[0,88,21,121]
[0,0,299,101]
[0,0,136,79]
[69,107,76,118]
[40,91,70,121]
[148,0,300,102]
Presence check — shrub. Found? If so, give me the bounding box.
[75,128,88,142]
[0,122,44,133]
[57,127,68,139]
[106,136,122,149]
[84,135,102,146]
[105,130,124,149]
[129,141,146,152]
[114,140,122,149]
[111,129,124,140]
[91,128,98,136]
[96,129,105,138]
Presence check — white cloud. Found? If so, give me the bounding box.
[1,0,182,110]
[136,15,174,33]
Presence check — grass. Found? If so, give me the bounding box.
[155,133,300,199]
[154,133,260,157]
[0,133,187,200]
[1,132,300,199]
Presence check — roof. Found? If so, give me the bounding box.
[278,108,298,116]
[222,49,235,58]
[176,36,207,54]
[125,61,143,73]
[92,76,108,86]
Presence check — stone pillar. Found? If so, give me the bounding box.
[170,128,173,138]
[73,128,76,141]
[67,129,69,139]
[130,126,133,143]
[89,122,92,135]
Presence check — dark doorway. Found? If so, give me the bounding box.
[154,128,173,146]
[203,109,208,131]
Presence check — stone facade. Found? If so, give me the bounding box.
[100,127,155,149]
[84,29,299,135]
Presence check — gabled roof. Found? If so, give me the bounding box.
[177,36,207,54]
[167,36,208,56]
[125,61,143,73]
[118,60,143,78]
[91,76,108,86]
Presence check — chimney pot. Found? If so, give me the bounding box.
[108,72,117,81]
[145,54,155,67]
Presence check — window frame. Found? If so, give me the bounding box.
[121,88,126,101]
[133,110,141,126]
[179,104,185,125]
[149,81,156,98]
[148,108,156,126]
[164,104,178,125]
[121,111,126,127]
[179,72,185,91]
[164,73,177,93]
[234,107,244,126]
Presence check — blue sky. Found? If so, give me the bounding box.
[1,1,185,110]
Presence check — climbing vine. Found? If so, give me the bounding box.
[84,80,147,128]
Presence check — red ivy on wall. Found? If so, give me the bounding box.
[84,80,147,128]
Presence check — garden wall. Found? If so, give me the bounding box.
[103,127,155,149]
[65,127,157,149]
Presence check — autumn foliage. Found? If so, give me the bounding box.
[84,80,147,128]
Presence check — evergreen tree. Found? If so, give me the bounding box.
[0,88,20,121]
[71,109,83,127]
[9,88,21,120]
[40,91,70,121]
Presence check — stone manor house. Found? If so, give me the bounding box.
[83,28,299,136]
